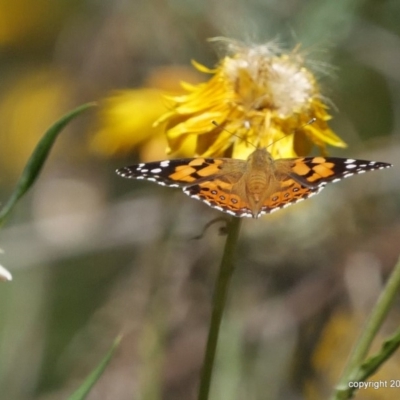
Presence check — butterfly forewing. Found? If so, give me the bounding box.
[116,157,226,187]
[287,156,392,189]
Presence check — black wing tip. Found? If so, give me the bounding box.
[116,167,133,177]
[374,162,392,169]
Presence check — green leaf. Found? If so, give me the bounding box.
[67,335,121,400]
[0,102,96,228]
[357,329,400,380]
[343,330,400,398]
[334,329,400,399]
[333,256,400,399]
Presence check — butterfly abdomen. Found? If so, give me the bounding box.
[245,171,270,203]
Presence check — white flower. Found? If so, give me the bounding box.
[0,264,12,282]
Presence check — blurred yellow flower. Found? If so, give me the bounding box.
[91,66,202,161]
[0,68,73,182]
[156,39,347,159]
[0,0,72,50]
[91,89,168,159]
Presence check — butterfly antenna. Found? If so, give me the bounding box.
[212,121,257,149]
[265,118,316,150]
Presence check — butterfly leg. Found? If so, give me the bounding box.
[190,217,229,240]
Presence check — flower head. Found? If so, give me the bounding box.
[156,39,346,159]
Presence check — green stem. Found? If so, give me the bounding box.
[197,217,242,400]
[333,256,400,399]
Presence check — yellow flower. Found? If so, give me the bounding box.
[156,39,346,159]
[91,89,169,160]
[91,66,202,161]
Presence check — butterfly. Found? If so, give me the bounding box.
[116,148,392,218]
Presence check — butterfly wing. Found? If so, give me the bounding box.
[183,175,325,218]
[116,157,232,187]
[256,156,392,217]
[284,156,392,189]
[117,157,253,216]
[183,180,255,217]
[259,178,324,216]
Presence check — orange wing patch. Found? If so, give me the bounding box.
[168,159,223,182]
[313,163,335,176]
[291,160,311,176]
[169,166,198,182]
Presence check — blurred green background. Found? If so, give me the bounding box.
[0,1,399,399]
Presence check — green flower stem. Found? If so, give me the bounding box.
[197,217,242,400]
[333,256,400,399]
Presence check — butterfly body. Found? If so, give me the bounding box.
[117,148,392,218]
[222,148,288,216]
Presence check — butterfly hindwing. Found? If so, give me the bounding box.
[183,180,254,217]
[259,179,324,216]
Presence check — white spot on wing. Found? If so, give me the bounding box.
[160,160,170,167]
[345,159,356,164]
[151,168,162,173]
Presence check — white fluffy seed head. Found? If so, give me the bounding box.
[220,40,317,118]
